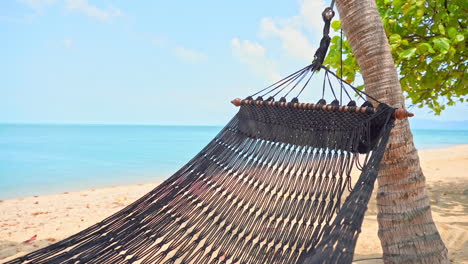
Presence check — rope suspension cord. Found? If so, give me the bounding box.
[340,28,344,104]
[320,66,383,105]
[311,6,335,71]
[336,28,353,104]
[271,67,310,98]
[238,1,414,120]
[295,69,315,98]
[283,68,313,98]
[326,66,365,102]
[248,0,382,106]
[322,69,327,99]
[250,65,311,98]
[325,71,338,101]
[236,3,414,120]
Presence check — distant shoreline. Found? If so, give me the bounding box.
[2,144,467,201]
[1,122,467,200]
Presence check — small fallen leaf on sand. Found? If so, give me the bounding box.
[46,238,57,242]
[86,204,90,208]
[31,211,49,216]
[34,201,39,204]
[22,234,37,244]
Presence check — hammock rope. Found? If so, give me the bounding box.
[7,101,396,264]
[6,4,413,264]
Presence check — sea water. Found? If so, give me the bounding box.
[1,124,467,200]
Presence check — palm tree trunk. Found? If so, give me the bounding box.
[334,0,449,263]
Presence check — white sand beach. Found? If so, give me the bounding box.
[1,145,467,263]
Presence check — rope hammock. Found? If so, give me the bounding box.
[6,5,413,264]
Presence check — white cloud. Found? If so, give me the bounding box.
[65,0,122,21]
[62,38,73,48]
[231,0,328,79]
[260,17,315,61]
[232,38,265,57]
[150,36,168,48]
[231,38,280,82]
[299,0,328,33]
[174,47,207,64]
[257,0,329,61]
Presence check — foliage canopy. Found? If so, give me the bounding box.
[325,0,467,114]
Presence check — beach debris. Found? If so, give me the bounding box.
[34,201,39,204]
[86,204,90,208]
[113,201,125,207]
[31,211,49,216]
[22,234,37,244]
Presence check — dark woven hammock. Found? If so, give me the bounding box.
[6,6,406,264]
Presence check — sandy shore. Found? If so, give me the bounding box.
[1,145,467,263]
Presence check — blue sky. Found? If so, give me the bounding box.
[2,0,467,125]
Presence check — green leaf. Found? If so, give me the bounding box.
[447,27,458,39]
[390,44,400,51]
[417,43,435,53]
[416,8,424,17]
[399,47,417,59]
[415,0,425,6]
[331,20,341,31]
[389,34,401,44]
[432,53,445,61]
[394,0,405,10]
[454,34,465,43]
[433,37,450,52]
[324,0,466,115]
[438,24,445,35]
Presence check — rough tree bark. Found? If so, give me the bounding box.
[334,0,449,263]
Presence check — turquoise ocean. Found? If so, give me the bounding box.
[1,124,467,200]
